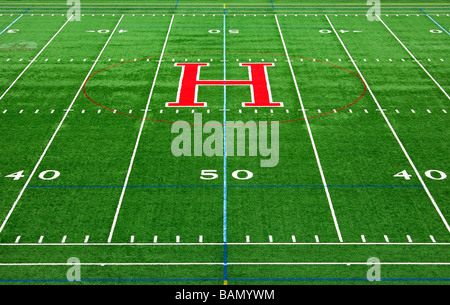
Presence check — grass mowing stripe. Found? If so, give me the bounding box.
[0,15,125,234]
[420,8,450,36]
[0,8,30,35]
[275,14,343,243]
[376,14,450,100]
[107,14,175,243]
[0,15,72,102]
[325,14,450,234]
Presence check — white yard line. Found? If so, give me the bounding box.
[377,15,450,100]
[0,16,73,102]
[1,242,449,246]
[325,15,450,234]
[0,15,125,234]
[107,14,175,243]
[0,262,448,266]
[275,14,343,243]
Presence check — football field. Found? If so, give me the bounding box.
[0,0,449,284]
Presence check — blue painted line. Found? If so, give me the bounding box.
[223,5,228,283]
[26,185,424,189]
[175,0,179,9]
[0,8,30,36]
[229,278,450,282]
[0,278,221,283]
[270,0,275,9]
[419,8,450,36]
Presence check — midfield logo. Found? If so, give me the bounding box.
[166,63,283,108]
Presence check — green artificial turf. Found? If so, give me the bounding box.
[0,1,448,284]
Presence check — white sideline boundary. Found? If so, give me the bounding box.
[0,15,125,233]
[0,242,449,246]
[107,14,175,243]
[377,15,450,100]
[0,262,448,266]
[275,14,343,243]
[0,16,73,101]
[325,15,450,234]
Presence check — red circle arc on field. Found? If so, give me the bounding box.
[83,51,367,126]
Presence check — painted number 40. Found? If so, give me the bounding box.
[4,170,60,181]
[394,170,447,181]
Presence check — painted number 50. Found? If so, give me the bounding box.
[200,169,253,180]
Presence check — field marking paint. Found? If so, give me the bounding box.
[0,15,124,234]
[377,15,450,100]
[275,14,343,243]
[0,15,72,102]
[107,15,175,244]
[222,6,228,283]
[0,242,449,246]
[0,262,449,266]
[420,9,450,36]
[326,15,450,234]
[0,8,30,35]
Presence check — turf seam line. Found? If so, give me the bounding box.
[0,8,30,35]
[377,15,450,100]
[0,13,71,102]
[107,14,175,243]
[419,8,450,36]
[326,15,450,234]
[0,15,123,234]
[275,14,343,243]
